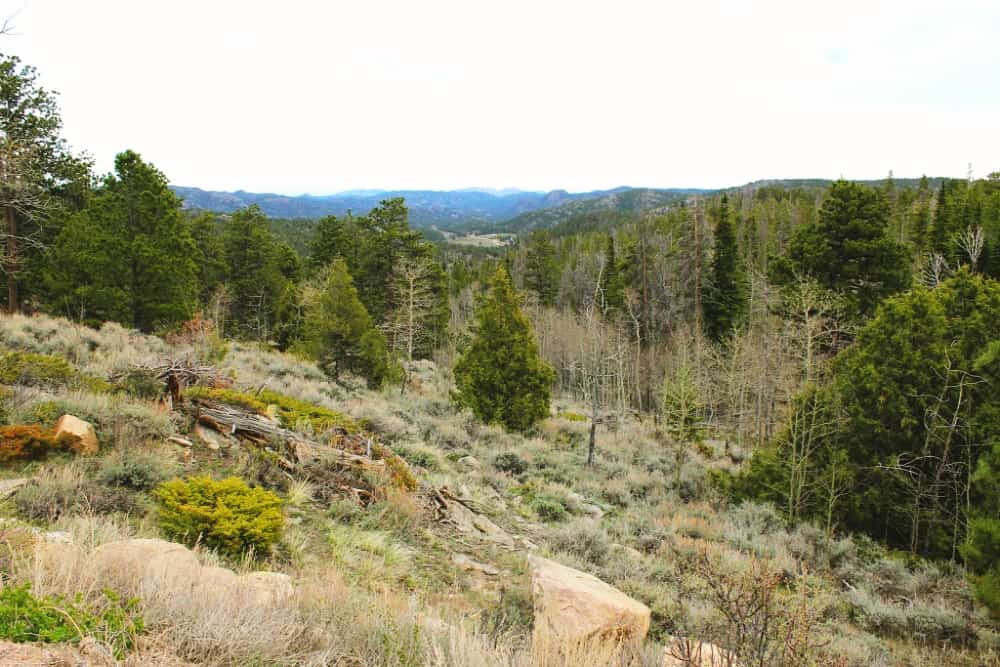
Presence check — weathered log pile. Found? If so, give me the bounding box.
[185,394,385,474]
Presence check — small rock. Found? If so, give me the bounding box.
[458,455,480,469]
[195,424,224,451]
[453,552,500,576]
[0,478,27,498]
[54,414,99,455]
[168,435,193,447]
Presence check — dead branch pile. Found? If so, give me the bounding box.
[113,357,232,403]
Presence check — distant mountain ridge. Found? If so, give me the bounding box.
[170,185,657,229]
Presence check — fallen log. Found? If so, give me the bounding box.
[189,398,385,474]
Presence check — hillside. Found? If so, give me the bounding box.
[0,312,994,666]
[171,185,652,229]
[491,188,709,234]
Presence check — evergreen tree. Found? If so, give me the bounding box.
[0,53,91,312]
[599,234,624,315]
[911,175,932,252]
[221,205,295,340]
[307,212,352,271]
[295,258,395,387]
[703,193,748,340]
[523,230,558,307]
[189,212,227,302]
[453,265,555,432]
[772,179,910,319]
[47,150,197,331]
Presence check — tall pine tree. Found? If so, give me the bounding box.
[523,230,558,307]
[703,193,748,340]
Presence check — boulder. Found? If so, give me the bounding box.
[0,639,99,666]
[53,414,98,455]
[663,637,739,667]
[528,554,650,643]
[91,538,201,594]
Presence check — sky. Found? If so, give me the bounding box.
[3,0,999,194]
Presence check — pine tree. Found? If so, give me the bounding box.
[453,265,555,432]
[703,193,748,340]
[523,230,558,307]
[772,179,910,319]
[221,205,295,340]
[599,234,624,315]
[295,258,396,387]
[47,150,197,331]
[0,53,91,312]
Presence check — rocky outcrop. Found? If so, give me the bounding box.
[53,414,99,455]
[87,538,292,608]
[528,554,650,644]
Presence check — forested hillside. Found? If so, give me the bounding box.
[1,41,999,667]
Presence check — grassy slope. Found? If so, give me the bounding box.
[0,312,995,666]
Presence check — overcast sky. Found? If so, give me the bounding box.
[4,0,999,194]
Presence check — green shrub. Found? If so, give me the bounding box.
[557,411,588,422]
[114,368,164,400]
[14,473,139,522]
[494,452,528,476]
[0,584,143,658]
[0,351,110,392]
[154,476,284,559]
[531,495,569,522]
[549,520,611,566]
[479,584,534,640]
[392,443,440,471]
[97,452,174,491]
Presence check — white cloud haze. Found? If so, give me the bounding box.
[4,0,999,193]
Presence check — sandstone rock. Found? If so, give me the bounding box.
[663,637,739,667]
[195,423,224,450]
[0,639,97,666]
[453,552,500,576]
[54,414,98,455]
[528,554,650,643]
[91,538,201,594]
[441,495,516,548]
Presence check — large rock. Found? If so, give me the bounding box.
[90,538,201,594]
[53,414,99,455]
[528,554,650,643]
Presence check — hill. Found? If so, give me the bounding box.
[171,185,654,229]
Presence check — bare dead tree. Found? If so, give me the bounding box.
[957,225,985,269]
